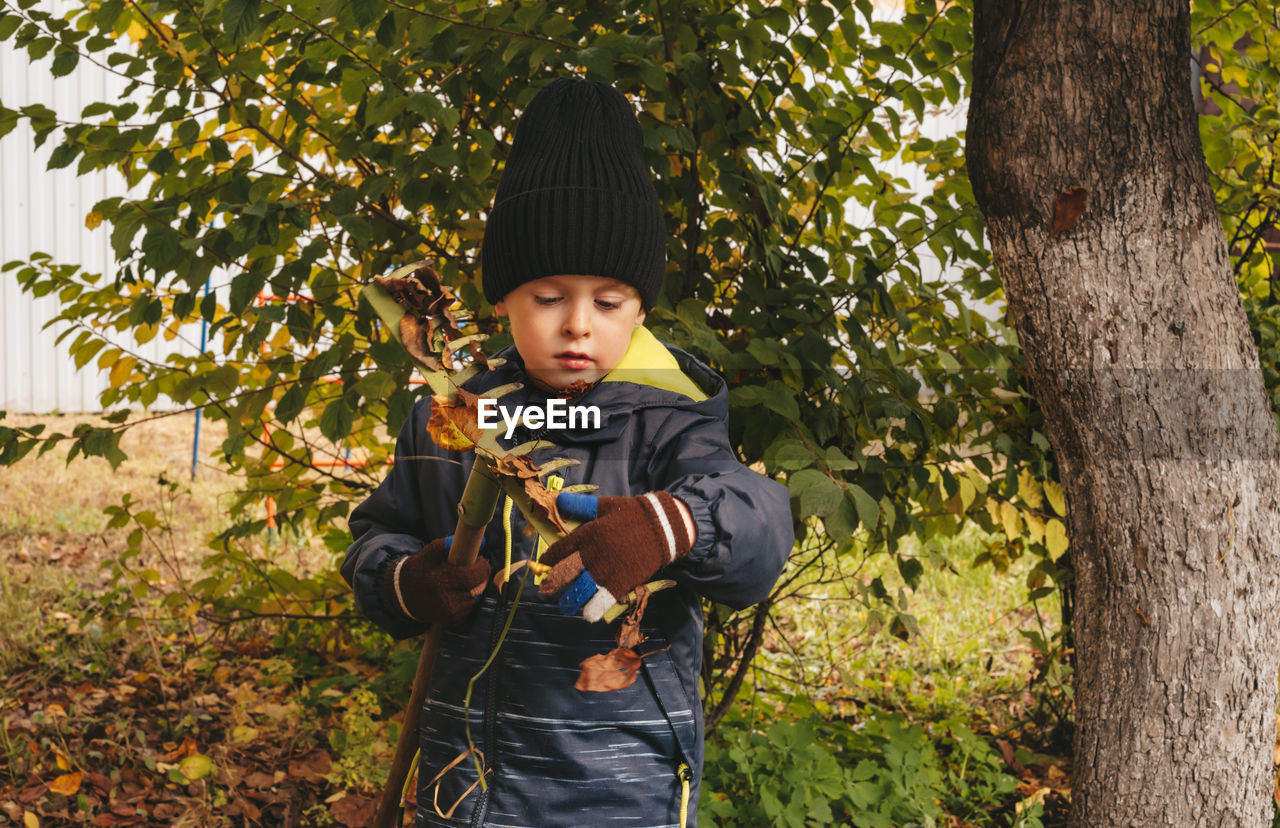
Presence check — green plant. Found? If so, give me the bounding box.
[700,706,1040,828]
[326,688,393,793]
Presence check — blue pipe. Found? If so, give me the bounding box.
[191,278,211,480]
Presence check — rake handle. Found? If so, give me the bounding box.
[373,463,500,828]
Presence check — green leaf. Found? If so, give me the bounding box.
[141,226,180,270]
[847,484,879,531]
[774,442,814,471]
[822,446,859,471]
[275,383,308,424]
[789,469,843,518]
[222,0,260,43]
[204,365,240,399]
[746,338,780,365]
[351,0,380,27]
[897,556,923,589]
[47,142,80,170]
[0,14,22,41]
[338,214,373,245]
[320,397,354,442]
[822,496,858,542]
[577,46,614,81]
[50,48,78,78]
[0,109,18,141]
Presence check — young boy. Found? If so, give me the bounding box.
[343,77,793,827]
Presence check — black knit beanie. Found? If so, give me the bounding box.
[481,77,666,309]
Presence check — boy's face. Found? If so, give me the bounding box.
[495,275,646,391]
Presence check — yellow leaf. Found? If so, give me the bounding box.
[108,355,137,388]
[958,475,976,511]
[1018,470,1043,510]
[1044,479,1066,517]
[1000,501,1021,540]
[1023,511,1045,545]
[179,753,215,781]
[23,812,38,828]
[965,467,988,495]
[230,725,259,743]
[125,19,147,43]
[85,211,103,230]
[985,497,1001,525]
[49,771,82,796]
[1046,519,1069,559]
[55,750,70,771]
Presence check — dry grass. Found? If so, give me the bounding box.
[0,412,237,589]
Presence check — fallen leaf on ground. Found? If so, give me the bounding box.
[179,754,215,781]
[288,749,331,783]
[330,793,376,827]
[48,771,83,795]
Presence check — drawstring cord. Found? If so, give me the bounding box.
[678,762,691,828]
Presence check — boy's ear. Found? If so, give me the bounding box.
[494,298,508,316]
[635,308,646,326]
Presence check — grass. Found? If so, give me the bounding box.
[1,413,399,824]
[751,528,1061,725]
[0,411,233,545]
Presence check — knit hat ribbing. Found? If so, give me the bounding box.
[481,78,666,309]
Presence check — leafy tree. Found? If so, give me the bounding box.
[1193,1,1280,413]
[0,0,1056,723]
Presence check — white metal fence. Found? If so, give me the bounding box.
[0,3,202,413]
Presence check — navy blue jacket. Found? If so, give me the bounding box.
[343,332,793,827]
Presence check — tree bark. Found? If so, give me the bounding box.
[967,2,1280,825]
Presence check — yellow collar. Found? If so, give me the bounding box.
[602,327,708,402]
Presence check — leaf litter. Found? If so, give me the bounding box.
[0,634,393,827]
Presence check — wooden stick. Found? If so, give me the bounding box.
[373,462,501,828]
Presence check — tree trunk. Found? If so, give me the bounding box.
[966,2,1280,825]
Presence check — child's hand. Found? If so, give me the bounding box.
[382,536,491,624]
[538,491,694,622]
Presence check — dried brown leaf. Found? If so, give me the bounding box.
[158,735,197,762]
[330,793,377,827]
[575,648,642,692]
[427,393,483,450]
[557,378,597,399]
[399,315,445,372]
[287,750,331,784]
[525,477,570,535]
[492,453,542,480]
[373,264,450,317]
[617,584,651,650]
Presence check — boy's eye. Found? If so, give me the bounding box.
[533,295,562,306]
[595,299,620,310]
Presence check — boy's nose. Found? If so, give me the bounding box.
[563,303,591,338]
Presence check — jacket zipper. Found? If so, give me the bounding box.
[469,539,511,826]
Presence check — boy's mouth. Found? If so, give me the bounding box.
[554,352,593,369]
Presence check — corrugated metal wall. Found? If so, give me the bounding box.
[0,2,202,413]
